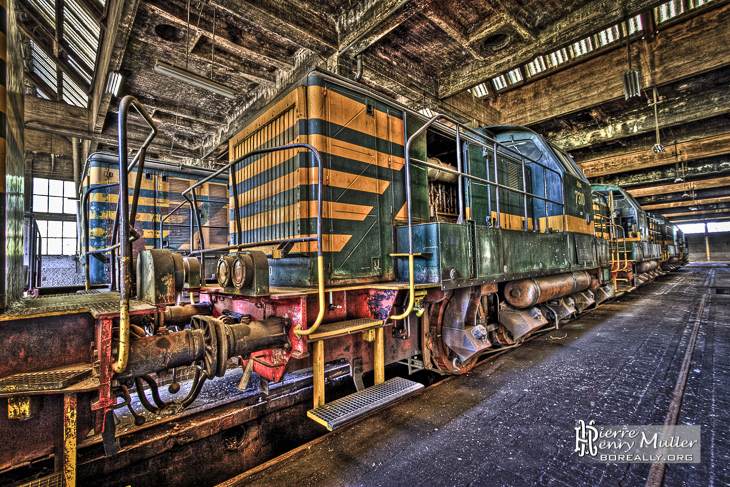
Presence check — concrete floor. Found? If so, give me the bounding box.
[221,264,729,487]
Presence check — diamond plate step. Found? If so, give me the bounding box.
[0,368,92,393]
[308,318,383,340]
[307,377,424,431]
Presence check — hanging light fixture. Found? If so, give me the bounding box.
[622,38,641,99]
[651,87,665,153]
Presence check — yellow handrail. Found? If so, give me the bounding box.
[294,256,326,337]
[390,254,415,320]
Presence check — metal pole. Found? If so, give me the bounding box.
[705,223,711,262]
[455,126,464,224]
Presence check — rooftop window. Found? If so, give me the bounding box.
[524,56,547,78]
[507,68,523,84]
[571,37,594,57]
[655,0,684,23]
[596,24,621,47]
[468,82,489,98]
[547,47,569,68]
[492,74,507,91]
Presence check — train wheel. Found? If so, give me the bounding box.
[425,289,480,375]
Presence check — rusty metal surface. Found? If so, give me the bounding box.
[0,292,155,321]
[0,314,95,379]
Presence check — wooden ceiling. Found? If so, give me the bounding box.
[19,0,730,224]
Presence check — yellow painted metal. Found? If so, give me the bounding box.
[306,409,331,429]
[362,329,376,342]
[374,327,385,386]
[294,255,326,337]
[63,393,77,487]
[7,395,39,419]
[390,255,415,321]
[312,339,325,408]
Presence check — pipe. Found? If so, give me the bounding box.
[426,157,458,183]
[354,54,363,82]
[114,95,158,375]
[455,126,464,224]
[504,271,592,309]
[72,137,82,256]
[162,303,212,327]
[115,328,206,379]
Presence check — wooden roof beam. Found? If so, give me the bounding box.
[491,2,730,126]
[210,0,337,56]
[597,156,730,188]
[439,0,670,98]
[660,207,730,217]
[338,0,423,57]
[90,0,143,133]
[644,196,730,210]
[628,175,730,198]
[146,2,294,71]
[550,84,730,152]
[579,132,730,178]
[423,3,485,61]
[25,97,200,159]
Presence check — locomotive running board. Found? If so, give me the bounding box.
[307,377,424,431]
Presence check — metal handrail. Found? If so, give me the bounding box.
[180,143,325,338]
[157,199,190,249]
[391,112,568,321]
[82,182,117,289]
[114,96,158,375]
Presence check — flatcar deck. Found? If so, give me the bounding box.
[219,266,728,487]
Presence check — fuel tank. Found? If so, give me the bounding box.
[504,271,592,308]
[635,260,658,274]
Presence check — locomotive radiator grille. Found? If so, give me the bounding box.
[307,377,424,431]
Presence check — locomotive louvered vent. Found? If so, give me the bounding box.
[232,106,300,243]
[507,161,523,190]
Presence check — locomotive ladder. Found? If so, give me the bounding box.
[305,318,424,431]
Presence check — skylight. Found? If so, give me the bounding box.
[468,82,489,98]
[23,0,104,108]
[507,68,523,84]
[492,75,507,91]
[596,25,621,47]
[524,56,547,78]
[547,47,569,67]
[571,37,594,57]
[656,0,684,22]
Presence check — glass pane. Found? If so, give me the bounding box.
[48,220,63,237]
[47,238,62,255]
[48,196,64,213]
[63,238,76,255]
[64,198,76,214]
[41,238,48,255]
[63,221,77,237]
[36,220,48,237]
[64,181,76,197]
[33,194,48,213]
[33,178,49,195]
[49,179,64,196]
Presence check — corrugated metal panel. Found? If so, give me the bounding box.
[232,105,301,244]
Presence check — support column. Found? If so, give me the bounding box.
[63,393,77,487]
[704,223,711,262]
[312,340,325,408]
